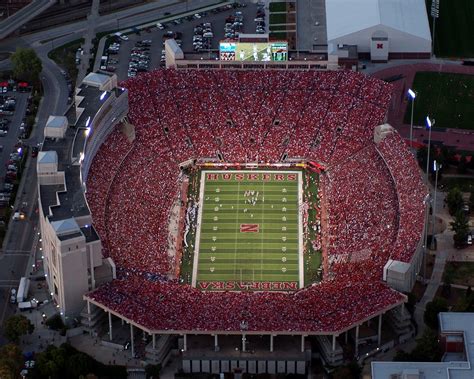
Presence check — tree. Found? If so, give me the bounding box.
[424,297,448,329]
[451,210,470,248]
[65,353,94,378]
[393,349,414,362]
[10,48,42,84]
[455,286,474,312]
[0,344,23,379]
[3,314,34,343]
[416,145,436,175]
[446,187,464,215]
[438,145,456,168]
[411,328,443,361]
[332,362,361,379]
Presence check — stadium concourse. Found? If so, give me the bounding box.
[84,69,425,335]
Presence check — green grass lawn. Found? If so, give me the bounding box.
[426,0,474,57]
[194,171,302,291]
[269,2,288,12]
[440,177,474,192]
[404,72,474,130]
[269,13,287,24]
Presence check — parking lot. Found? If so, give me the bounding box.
[102,1,262,81]
[0,85,35,220]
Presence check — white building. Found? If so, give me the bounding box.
[372,313,474,378]
[38,72,128,321]
[326,0,431,61]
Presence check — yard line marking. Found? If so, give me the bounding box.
[233,180,241,280]
[260,180,265,281]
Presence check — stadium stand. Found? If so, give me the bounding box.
[84,69,425,334]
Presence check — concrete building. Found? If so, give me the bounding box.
[325,0,431,61]
[38,72,128,321]
[372,313,474,379]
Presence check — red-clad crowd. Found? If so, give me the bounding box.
[84,69,425,333]
[377,132,426,262]
[87,274,405,333]
[325,146,398,276]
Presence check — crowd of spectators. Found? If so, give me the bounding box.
[84,68,425,333]
[377,132,426,262]
[88,274,405,333]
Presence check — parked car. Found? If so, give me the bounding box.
[31,146,39,157]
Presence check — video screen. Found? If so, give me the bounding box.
[219,41,288,62]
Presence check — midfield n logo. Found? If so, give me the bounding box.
[240,224,259,233]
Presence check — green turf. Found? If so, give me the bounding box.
[404,72,474,130]
[269,2,287,12]
[269,13,287,24]
[426,0,474,57]
[194,171,302,292]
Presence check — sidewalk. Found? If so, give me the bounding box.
[77,0,100,85]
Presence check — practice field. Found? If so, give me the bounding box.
[426,0,474,57]
[404,72,474,130]
[192,170,303,292]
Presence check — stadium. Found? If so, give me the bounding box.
[38,68,426,374]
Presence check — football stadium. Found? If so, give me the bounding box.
[38,67,426,373]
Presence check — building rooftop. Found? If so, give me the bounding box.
[82,72,111,87]
[46,115,68,128]
[38,150,57,165]
[371,313,474,379]
[326,0,431,42]
[80,225,100,243]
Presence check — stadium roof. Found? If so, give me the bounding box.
[326,0,431,41]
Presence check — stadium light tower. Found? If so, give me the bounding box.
[423,193,431,281]
[431,0,440,56]
[425,116,434,183]
[431,160,442,248]
[407,89,416,148]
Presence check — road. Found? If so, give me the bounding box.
[0,0,254,344]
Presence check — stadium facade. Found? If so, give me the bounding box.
[325,0,432,61]
[37,72,127,319]
[37,62,426,374]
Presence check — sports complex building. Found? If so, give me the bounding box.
[37,44,427,374]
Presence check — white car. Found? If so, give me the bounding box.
[468,235,473,245]
[114,32,129,41]
[194,13,202,19]
[156,23,164,30]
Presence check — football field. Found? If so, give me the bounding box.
[192,170,303,292]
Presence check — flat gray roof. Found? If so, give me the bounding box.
[372,313,474,379]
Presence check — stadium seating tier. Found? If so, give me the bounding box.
[85,69,424,333]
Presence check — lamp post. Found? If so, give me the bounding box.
[425,116,434,183]
[408,89,416,149]
[423,193,431,281]
[431,160,442,249]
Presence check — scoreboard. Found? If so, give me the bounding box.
[220,41,288,62]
